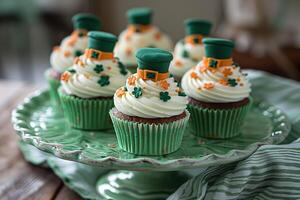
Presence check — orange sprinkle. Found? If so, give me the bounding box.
[237,77,241,82]
[175,87,181,93]
[107,66,112,70]
[64,51,71,57]
[240,83,244,86]
[154,32,161,40]
[190,72,199,79]
[125,47,132,56]
[53,46,60,51]
[222,67,233,78]
[219,79,228,86]
[203,82,215,90]
[112,59,117,63]
[61,72,71,82]
[127,75,136,86]
[75,58,84,67]
[116,88,126,97]
[175,60,183,67]
[160,80,170,90]
[200,66,208,73]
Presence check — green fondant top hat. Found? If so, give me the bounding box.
[184,18,212,36]
[88,31,117,52]
[136,48,173,74]
[127,7,153,25]
[72,13,101,31]
[203,38,234,59]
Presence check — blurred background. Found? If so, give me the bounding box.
[0,0,300,84]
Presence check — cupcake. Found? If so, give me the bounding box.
[59,31,130,130]
[181,38,252,139]
[170,19,212,81]
[46,13,101,106]
[114,7,173,73]
[110,48,189,155]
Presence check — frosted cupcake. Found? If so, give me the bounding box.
[114,7,173,73]
[182,38,251,139]
[170,19,212,81]
[59,31,130,130]
[110,48,189,155]
[46,13,101,106]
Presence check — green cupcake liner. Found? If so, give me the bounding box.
[45,70,61,107]
[109,110,190,156]
[187,98,252,139]
[59,89,114,130]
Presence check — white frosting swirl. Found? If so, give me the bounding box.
[114,26,173,66]
[114,74,188,118]
[61,55,130,98]
[50,33,87,73]
[181,61,251,103]
[169,40,204,78]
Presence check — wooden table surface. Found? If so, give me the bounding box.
[0,80,83,200]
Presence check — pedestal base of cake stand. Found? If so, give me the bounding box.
[96,170,189,200]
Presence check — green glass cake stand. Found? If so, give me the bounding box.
[12,90,291,200]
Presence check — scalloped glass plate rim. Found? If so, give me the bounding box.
[12,90,291,170]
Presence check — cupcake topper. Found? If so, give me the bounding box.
[202,38,234,68]
[72,13,101,31]
[184,19,212,45]
[127,7,153,25]
[85,31,117,60]
[136,48,173,82]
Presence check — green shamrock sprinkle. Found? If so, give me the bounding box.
[132,87,142,98]
[68,69,76,74]
[160,91,171,102]
[178,91,186,97]
[228,78,238,87]
[209,60,218,68]
[118,61,128,75]
[94,64,104,73]
[169,74,174,78]
[97,75,110,87]
[74,50,83,57]
[182,49,189,58]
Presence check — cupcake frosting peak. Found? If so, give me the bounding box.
[182,38,251,103]
[114,48,187,118]
[61,31,130,98]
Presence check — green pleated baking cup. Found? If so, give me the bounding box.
[59,89,114,130]
[187,98,252,139]
[109,110,190,156]
[45,70,61,107]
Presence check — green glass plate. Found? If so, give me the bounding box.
[12,90,291,171]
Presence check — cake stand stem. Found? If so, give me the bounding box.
[96,170,189,200]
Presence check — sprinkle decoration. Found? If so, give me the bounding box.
[219,79,228,86]
[116,87,126,97]
[61,72,71,82]
[175,60,183,67]
[68,69,76,74]
[160,91,171,102]
[190,72,199,79]
[228,78,238,87]
[98,75,110,87]
[118,61,128,75]
[182,49,189,58]
[94,64,104,73]
[64,51,71,57]
[154,32,161,40]
[127,76,137,86]
[132,87,142,98]
[222,67,233,78]
[203,82,215,90]
[209,59,218,68]
[159,80,170,90]
[178,91,186,97]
